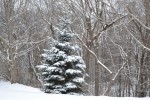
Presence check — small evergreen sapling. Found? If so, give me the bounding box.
[37,16,86,95]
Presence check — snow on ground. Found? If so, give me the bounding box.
[0,81,149,100]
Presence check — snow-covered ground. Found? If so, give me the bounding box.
[0,81,149,100]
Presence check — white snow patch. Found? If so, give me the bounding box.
[47,67,62,73]
[72,77,84,83]
[65,82,77,89]
[45,75,65,81]
[0,81,149,100]
[41,53,48,58]
[36,64,47,70]
[65,69,82,75]
[58,42,71,47]
[76,63,86,69]
[53,61,66,66]
[44,83,54,87]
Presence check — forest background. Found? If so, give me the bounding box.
[0,0,150,97]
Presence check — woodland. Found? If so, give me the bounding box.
[0,0,150,97]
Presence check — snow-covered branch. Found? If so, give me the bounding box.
[75,34,112,74]
[123,25,150,51]
[107,37,127,60]
[0,36,9,47]
[103,62,126,96]
[15,37,52,57]
[112,62,126,81]
[91,15,127,42]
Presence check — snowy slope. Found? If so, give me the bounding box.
[0,81,149,100]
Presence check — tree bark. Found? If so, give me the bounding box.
[4,0,19,83]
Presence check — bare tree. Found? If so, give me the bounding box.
[0,0,50,85]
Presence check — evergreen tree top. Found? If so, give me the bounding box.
[56,15,74,42]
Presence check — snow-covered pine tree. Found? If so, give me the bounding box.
[37,15,86,95]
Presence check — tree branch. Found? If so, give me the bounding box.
[75,34,112,74]
[103,62,126,96]
[123,25,150,51]
[91,15,127,42]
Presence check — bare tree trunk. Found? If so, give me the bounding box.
[4,0,19,83]
[136,49,148,97]
[94,42,99,96]
[135,0,150,97]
